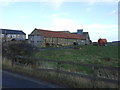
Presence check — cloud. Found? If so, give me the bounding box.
[51,13,60,18]
[116,0,120,3]
[63,12,69,16]
[80,0,117,3]
[81,24,117,29]
[51,17,81,31]
[50,17,118,41]
[41,0,64,10]
[51,12,69,19]
[83,0,118,6]
[86,8,92,12]
[20,16,29,19]
[108,9,118,16]
[0,0,17,5]
[41,0,118,8]
[80,24,118,41]
[0,0,117,6]
[111,10,118,15]
[0,0,117,2]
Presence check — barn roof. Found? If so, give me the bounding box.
[35,28,85,40]
[1,29,26,35]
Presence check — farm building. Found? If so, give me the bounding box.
[72,29,91,45]
[28,28,88,47]
[0,29,26,42]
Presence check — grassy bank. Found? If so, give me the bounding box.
[2,45,119,88]
[33,45,119,67]
[2,58,119,88]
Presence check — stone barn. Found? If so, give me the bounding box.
[28,28,86,47]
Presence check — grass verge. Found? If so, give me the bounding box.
[2,58,119,88]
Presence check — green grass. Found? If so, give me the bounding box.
[33,45,119,67]
[2,45,119,88]
[2,59,119,88]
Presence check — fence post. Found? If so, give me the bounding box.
[11,57,15,67]
[31,58,37,71]
[92,66,98,88]
[56,62,61,77]
[33,59,37,69]
[57,62,61,71]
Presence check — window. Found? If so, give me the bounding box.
[0,34,4,37]
[12,34,16,38]
[17,34,20,38]
[22,35,25,39]
[7,34,12,38]
[81,40,84,42]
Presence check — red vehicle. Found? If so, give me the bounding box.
[98,38,107,46]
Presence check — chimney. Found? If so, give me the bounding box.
[77,29,83,35]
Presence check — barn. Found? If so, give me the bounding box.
[28,28,86,47]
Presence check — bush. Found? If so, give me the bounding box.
[2,41,36,57]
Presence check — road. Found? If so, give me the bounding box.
[2,70,63,88]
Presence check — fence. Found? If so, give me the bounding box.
[12,56,119,83]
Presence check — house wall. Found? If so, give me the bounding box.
[0,34,4,41]
[67,39,77,45]
[80,40,86,45]
[48,38,73,46]
[1,34,26,42]
[28,35,43,46]
[57,38,67,46]
[16,34,26,39]
[43,37,82,46]
[30,29,39,35]
[29,35,86,47]
[84,33,90,45]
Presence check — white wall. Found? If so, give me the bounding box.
[28,35,43,46]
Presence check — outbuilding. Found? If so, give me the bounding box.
[28,28,86,47]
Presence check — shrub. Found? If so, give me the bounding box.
[2,41,36,57]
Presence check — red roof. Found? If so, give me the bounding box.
[35,29,85,40]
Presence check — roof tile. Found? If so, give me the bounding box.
[36,29,85,40]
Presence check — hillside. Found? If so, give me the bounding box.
[33,45,119,67]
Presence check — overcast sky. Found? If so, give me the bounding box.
[0,0,119,42]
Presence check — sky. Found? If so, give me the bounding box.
[0,0,119,42]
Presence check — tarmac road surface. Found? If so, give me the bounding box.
[2,70,63,88]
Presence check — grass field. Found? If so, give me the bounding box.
[33,45,119,67]
[2,57,119,88]
[2,45,119,88]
